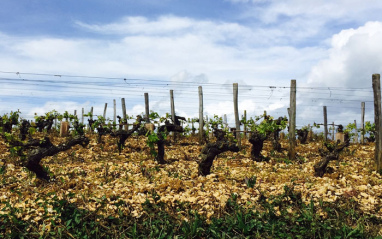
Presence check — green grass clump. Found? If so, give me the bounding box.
[1,186,381,238]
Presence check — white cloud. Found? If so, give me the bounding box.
[27,101,91,119]
[76,16,195,36]
[307,21,382,88]
[268,102,285,111]
[131,104,145,116]
[1,12,377,127]
[76,14,318,47]
[76,15,252,43]
[0,14,326,84]
[227,0,382,49]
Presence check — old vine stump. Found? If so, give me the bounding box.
[25,135,89,181]
[198,128,239,176]
[314,140,349,177]
[248,131,267,161]
[198,141,239,176]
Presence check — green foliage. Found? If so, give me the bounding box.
[0,110,20,133]
[72,119,86,136]
[208,115,235,141]
[276,157,293,164]
[146,130,167,157]
[244,176,257,188]
[246,115,288,137]
[90,115,107,130]
[83,111,93,118]
[209,114,224,129]
[59,111,77,122]
[146,131,160,157]
[33,110,61,132]
[45,110,60,120]
[146,111,173,125]
[183,124,191,135]
[365,121,375,133]
[345,122,357,141]
[301,125,311,131]
[313,122,321,129]
[148,111,160,121]
[3,132,25,161]
[180,118,200,137]
[28,126,36,136]
[3,110,20,125]
[183,122,194,136]
[363,121,376,142]
[0,188,379,238]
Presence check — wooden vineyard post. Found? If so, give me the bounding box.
[323,106,328,141]
[121,98,128,130]
[308,124,313,142]
[90,106,94,132]
[206,115,210,139]
[199,86,204,144]
[145,93,150,123]
[74,109,77,126]
[332,122,335,141]
[354,120,358,143]
[170,90,176,140]
[103,103,107,119]
[223,114,228,131]
[233,83,241,149]
[81,108,84,124]
[289,80,296,160]
[60,121,69,137]
[335,121,346,143]
[170,90,175,123]
[361,102,365,144]
[191,118,195,135]
[113,99,117,129]
[243,110,247,140]
[372,74,382,173]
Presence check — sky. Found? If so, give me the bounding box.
[1,0,382,130]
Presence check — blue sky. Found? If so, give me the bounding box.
[0,1,241,37]
[1,0,382,128]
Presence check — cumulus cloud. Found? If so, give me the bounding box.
[227,0,382,49]
[0,14,325,85]
[27,101,91,118]
[2,11,378,126]
[307,21,382,88]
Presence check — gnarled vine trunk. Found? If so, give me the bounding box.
[248,131,267,161]
[111,116,143,154]
[297,128,309,144]
[24,135,89,181]
[271,131,282,152]
[197,128,239,176]
[35,118,54,132]
[314,139,349,177]
[19,120,31,140]
[268,116,285,152]
[198,141,239,176]
[96,127,112,143]
[156,124,183,164]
